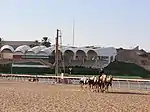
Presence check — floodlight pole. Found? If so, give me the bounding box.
[72,20,75,46]
[55,29,59,78]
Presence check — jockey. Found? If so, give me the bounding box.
[94,76,97,82]
[100,68,104,75]
[83,75,87,84]
[80,75,86,84]
[90,75,95,80]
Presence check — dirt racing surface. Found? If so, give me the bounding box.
[0,80,150,112]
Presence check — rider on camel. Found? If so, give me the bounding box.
[100,68,104,75]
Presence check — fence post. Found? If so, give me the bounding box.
[117,80,120,89]
[127,80,130,89]
[144,82,147,90]
[148,81,150,90]
[137,81,140,90]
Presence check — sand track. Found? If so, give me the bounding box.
[0,81,150,112]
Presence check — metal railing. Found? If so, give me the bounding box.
[0,74,150,91]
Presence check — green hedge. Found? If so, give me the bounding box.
[12,67,54,75]
[0,64,11,73]
[65,66,99,75]
[0,61,150,78]
[104,61,150,78]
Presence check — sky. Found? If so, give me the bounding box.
[0,0,150,51]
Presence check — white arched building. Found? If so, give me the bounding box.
[1,45,117,68]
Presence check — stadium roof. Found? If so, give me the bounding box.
[0,45,117,56]
[27,45,46,54]
[0,45,14,52]
[15,45,31,53]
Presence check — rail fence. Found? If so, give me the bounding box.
[0,74,150,91]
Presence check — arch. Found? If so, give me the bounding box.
[76,50,86,60]
[27,45,46,54]
[1,45,14,53]
[15,45,30,53]
[61,46,76,54]
[64,50,74,61]
[87,50,97,60]
[25,51,35,55]
[37,47,52,56]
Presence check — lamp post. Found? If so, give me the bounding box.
[55,29,59,77]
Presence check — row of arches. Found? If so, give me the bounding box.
[0,49,98,61]
[49,49,97,60]
[1,47,98,59]
[0,45,117,56]
[0,45,117,61]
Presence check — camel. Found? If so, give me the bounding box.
[105,75,113,92]
[80,76,89,89]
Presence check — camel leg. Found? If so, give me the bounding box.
[81,84,83,90]
[104,84,107,93]
[88,85,91,91]
[89,84,92,92]
[110,83,113,92]
[101,83,104,93]
[97,85,100,93]
[93,85,96,92]
[106,85,109,93]
[92,85,95,92]
[102,83,106,93]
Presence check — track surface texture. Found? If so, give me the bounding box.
[0,81,150,112]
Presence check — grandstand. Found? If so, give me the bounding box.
[0,44,117,74]
[0,43,150,77]
[116,47,150,71]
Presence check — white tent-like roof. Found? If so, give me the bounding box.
[0,45,14,52]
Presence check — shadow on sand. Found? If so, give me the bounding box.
[107,91,150,95]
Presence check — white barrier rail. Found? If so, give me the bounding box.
[0,74,150,90]
[1,74,150,82]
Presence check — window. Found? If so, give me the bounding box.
[101,56,109,61]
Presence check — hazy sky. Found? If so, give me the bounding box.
[0,0,150,51]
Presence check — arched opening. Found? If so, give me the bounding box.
[13,51,24,59]
[1,48,14,59]
[64,50,74,62]
[1,48,13,53]
[76,50,86,60]
[87,50,97,60]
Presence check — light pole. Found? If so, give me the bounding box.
[55,29,59,77]
[72,20,75,46]
[55,29,63,82]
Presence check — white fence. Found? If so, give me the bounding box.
[0,74,150,90]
